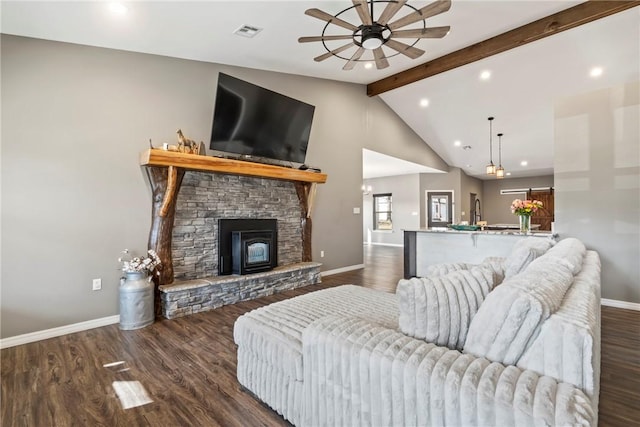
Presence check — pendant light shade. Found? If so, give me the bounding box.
[486,117,496,175]
[496,132,505,179]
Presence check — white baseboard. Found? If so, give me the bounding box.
[363,242,404,248]
[321,264,365,277]
[0,315,120,349]
[601,298,640,311]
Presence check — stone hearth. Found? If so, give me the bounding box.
[159,262,322,319]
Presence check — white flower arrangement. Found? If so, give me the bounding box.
[118,249,162,275]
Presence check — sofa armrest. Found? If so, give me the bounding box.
[301,316,595,427]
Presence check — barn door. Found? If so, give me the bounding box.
[527,188,554,231]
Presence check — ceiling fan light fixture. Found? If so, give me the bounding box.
[361,26,384,50]
[300,1,451,70]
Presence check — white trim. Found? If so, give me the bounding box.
[321,264,365,277]
[0,315,120,349]
[601,298,640,311]
[500,187,552,195]
[363,242,404,248]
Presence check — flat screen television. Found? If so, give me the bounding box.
[210,73,315,165]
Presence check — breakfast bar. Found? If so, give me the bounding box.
[403,228,555,278]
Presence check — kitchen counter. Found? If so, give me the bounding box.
[408,227,553,237]
[403,228,556,278]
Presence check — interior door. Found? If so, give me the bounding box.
[527,188,554,231]
[427,191,453,228]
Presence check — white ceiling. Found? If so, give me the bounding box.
[363,148,443,179]
[2,1,638,180]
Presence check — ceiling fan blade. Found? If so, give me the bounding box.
[391,26,450,39]
[377,0,407,25]
[352,0,373,26]
[299,35,354,43]
[314,42,356,62]
[305,8,358,31]
[385,39,425,59]
[343,47,365,70]
[373,48,389,69]
[388,0,452,30]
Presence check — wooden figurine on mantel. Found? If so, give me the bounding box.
[176,129,203,155]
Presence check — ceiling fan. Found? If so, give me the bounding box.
[298,0,452,71]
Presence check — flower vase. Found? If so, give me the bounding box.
[119,271,154,330]
[519,214,531,234]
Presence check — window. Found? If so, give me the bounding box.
[373,193,392,230]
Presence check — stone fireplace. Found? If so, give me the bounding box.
[140,150,327,319]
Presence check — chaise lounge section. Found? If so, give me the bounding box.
[234,237,601,426]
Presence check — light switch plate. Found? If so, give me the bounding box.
[353,207,361,214]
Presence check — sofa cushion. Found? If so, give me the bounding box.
[537,237,586,275]
[463,245,580,365]
[234,285,398,382]
[424,262,472,276]
[397,265,499,350]
[504,237,555,278]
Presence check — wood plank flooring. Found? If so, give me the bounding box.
[2,245,639,426]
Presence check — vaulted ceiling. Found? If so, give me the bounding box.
[2,1,638,179]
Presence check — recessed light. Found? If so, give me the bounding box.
[520,160,528,166]
[454,140,461,147]
[419,98,429,108]
[590,67,603,78]
[364,62,373,70]
[108,2,129,15]
[466,164,472,168]
[480,70,491,80]
[506,172,511,176]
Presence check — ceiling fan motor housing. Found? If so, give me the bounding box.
[360,24,387,50]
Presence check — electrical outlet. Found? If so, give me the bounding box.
[92,278,102,291]
[320,250,325,258]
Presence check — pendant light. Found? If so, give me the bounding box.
[486,117,496,175]
[496,133,505,179]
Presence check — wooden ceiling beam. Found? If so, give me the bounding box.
[367,1,640,97]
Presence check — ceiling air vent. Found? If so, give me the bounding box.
[234,25,263,38]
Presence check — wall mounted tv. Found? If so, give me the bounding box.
[210,73,315,165]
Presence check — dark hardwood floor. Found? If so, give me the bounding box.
[1,245,638,426]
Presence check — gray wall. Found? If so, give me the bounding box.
[0,35,447,338]
[362,174,420,246]
[554,81,639,303]
[482,175,555,224]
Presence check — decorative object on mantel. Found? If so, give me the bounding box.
[511,199,543,234]
[118,249,161,330]
[298,0,451,71]
[496,132,505,179]
[486,116,496,175]
[176,129,202,154]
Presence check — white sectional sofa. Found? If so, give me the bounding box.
[234,237,601,426]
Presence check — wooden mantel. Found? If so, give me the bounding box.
[140,149,327,184]
[139,149,327,287]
